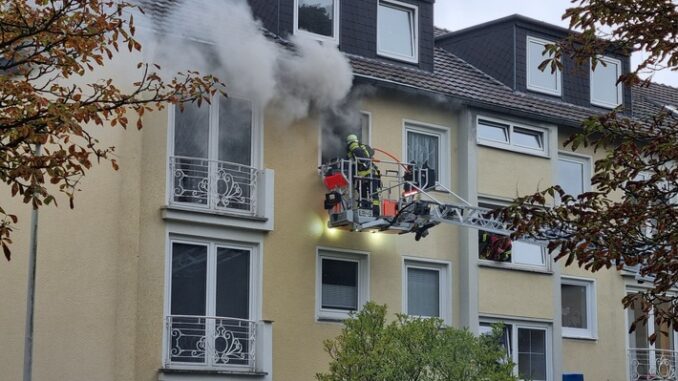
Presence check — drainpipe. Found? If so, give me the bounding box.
[23,144,41,381]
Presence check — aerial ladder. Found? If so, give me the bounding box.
[320,154,519,241]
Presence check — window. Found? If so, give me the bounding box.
[316,248,369,321]
[557,153,591,198]
[170,97,259,214]
[561,277,597,339]
[321,112,370,164]
[526,36,561,96]
[476,117,549,157]
[294,0,340,43]
[404,122,450,187]
[403,259,451,323]
[477,119,509,143]
[480,321,551,381]
[627,295,677,379]
[166,238,256,368]
[377,0,418,63]
[590,56,623,108]
[479,230,547,269]
[478,201,548,270]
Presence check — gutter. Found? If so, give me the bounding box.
[353,73,585,128]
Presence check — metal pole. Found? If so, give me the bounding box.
[23,144,41,381]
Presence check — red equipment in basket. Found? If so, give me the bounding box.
[323,173,349,190]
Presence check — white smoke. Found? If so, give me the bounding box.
[138,0,354,123]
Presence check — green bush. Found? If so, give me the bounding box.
[317,303,517,381]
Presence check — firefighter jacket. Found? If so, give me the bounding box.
[347,141,378,177]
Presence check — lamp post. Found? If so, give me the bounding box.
[23,144,41,381]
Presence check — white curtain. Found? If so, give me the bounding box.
[407,131,439,178]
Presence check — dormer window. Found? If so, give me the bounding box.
[377,0,418,63]
[526,36,561,96]
[294,0,340,43]
[590,56,623,108]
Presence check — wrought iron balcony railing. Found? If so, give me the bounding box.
[169,156,261,216]
[165,315,257,371]
[629,348,678,380]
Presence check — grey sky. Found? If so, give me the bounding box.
[434,0,677,87]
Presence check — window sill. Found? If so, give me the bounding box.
[316,309,354,323]
[293,29,339,46]
[477,140,550,158]
[162,205,273,232]
[478,260,552,275]
[376,51,419,65]
[562,334,598,342]
[159,368,268,378]
[591,99,622,109]
[526,85,562,98]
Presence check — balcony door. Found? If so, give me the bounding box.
[627,299,677,380]
[167,239,254,369]
[171,97,255,212]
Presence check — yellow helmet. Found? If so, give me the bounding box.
[346,134,359,144]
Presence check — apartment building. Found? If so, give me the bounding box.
[0,1,677,381]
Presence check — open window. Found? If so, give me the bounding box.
[294,0,340,43]
[320,112,370,165]
[478,200,548,271]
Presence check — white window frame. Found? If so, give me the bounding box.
[476,115,550,157]
[316,247,370,321]
[402,257,452,325]
[318,110,371,167]
[478,197,550,272]
[166,96,263,207]
[293,0,340,44]
[163,234,261,370]
[402,120,451,188]
[590,55,623,108]
[164,236,259,320]
[526,36,562,96]
[625,288,678,379]
[376,0,419,64]
[480,318,553,381]
[561,276,598,339]
[557,152,592,198]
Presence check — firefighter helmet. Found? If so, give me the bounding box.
[346,134,359,144]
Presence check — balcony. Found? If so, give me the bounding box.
[629,348,678,380]
[164,315,272,376]
[165,156,275,231]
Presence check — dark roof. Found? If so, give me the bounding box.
[435,14,631,58]
[350,47,606,127]
[433,26,452,38]
[435,14,576,41]
[632,82,678,121]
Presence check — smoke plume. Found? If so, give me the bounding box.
[138,0,354,123]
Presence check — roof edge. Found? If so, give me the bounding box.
[436,14,576,40]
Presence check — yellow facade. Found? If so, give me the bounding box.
[0,87,636,381]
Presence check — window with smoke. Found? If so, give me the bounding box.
[321,111,370,164]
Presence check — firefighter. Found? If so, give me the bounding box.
[346,134,381,217]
